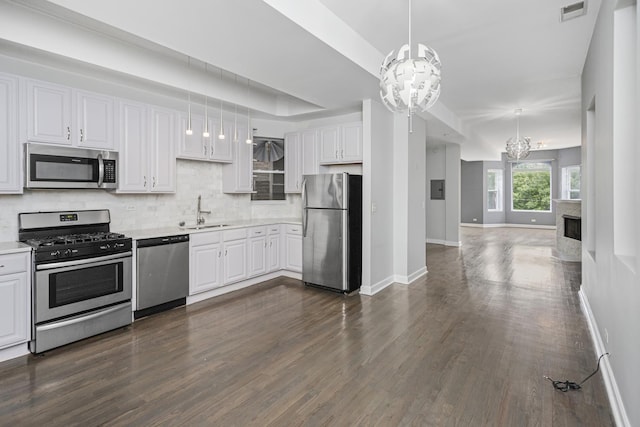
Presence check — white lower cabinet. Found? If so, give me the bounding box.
[284,224,302,272]
[248,227,267,278]
[267,225,281,272]
[189,232,223,294]
[189,223,300,296]
[0,252,30,350]
[223,229,248,284]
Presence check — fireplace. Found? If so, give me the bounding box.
[563,215,582,241]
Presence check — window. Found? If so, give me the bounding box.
[511,161,552,211]
[487,169,503,211]
[251,138,285,201]
[561,165,581,200]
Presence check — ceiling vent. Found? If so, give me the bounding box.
[560,1,587,22]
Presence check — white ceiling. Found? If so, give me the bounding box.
[26,0,600,159]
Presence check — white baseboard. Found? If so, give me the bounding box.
[187,270,301,305]
[360,275,394,296]
[426,238,462,247]
[0,342,30,363]
[579,289,631,427]
[394,266,428,285]
[460,222,556,230]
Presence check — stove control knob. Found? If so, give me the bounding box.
[64,249,73,257]
[100,244,111,250]
[51,250,61,258]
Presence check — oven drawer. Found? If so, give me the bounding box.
[31,301,131,353]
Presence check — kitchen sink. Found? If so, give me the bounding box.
[184,224,229,230]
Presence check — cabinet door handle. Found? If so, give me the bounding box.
[225,249,228,256]
[204,145,207,156]
[341,150,344,158]
[153,177,156,188]
[66,126,71,140]
[218,251,221,258]
[264,242,267,248]
[80,128,84,142]
[0,265,4,268]
[143,176,147,187]
[335,150,338,159]
[269,242,272,248]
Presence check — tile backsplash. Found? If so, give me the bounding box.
[0,159,301,241]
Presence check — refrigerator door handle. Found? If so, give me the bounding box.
[302,178,309,237]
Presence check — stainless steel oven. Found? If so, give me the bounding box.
[19,209,133,353]
[34,252,131,323]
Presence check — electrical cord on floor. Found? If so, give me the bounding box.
[544,353,610,392]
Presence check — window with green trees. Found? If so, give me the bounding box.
[511,162,551,211]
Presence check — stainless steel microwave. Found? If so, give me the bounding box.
[25,143,118,189]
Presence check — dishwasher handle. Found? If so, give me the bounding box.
[137,234,189,248]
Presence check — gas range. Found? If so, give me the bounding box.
[18,209,133,354]
[19,210,132,263]
[25,231,131,263]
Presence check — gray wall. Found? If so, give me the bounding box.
[426,143,461,245]
[581,1,639,425]
[461,160,483,224]
[461,147,579,226]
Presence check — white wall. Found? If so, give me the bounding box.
[361,99,395,295]
[581,1,639,425]
[425,142,460,246]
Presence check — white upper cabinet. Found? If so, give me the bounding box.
[75,90,115,150]
[149,106,176,192]
[27,80,72,145]
[177,113,234,163]
[285,129,318,194]
[117,100,147,192]
[284,132,301,193]
[340,121,363,163]
[222,123,253,193]
[117,101,176,193]
[26,80,115,150]
[0,73,21,193]
[178,112,207,160]
[301,129,319,176]
[319,121,362,164]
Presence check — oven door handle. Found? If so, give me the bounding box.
[36,251,132,271]
[37,304,128,332]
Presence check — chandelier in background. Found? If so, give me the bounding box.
[505,109,531,161]
[379,0,442,132]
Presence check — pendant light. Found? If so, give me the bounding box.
[505,109,531,161]
[218,68,225,140]
[379,0,441,132]
[185,56,193,136]
[233,75,239,143]
[246,79,253,145]
[203,63,210,138]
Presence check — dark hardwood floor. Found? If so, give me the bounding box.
[0,227,613,426]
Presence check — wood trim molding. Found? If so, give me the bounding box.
[579,289,631,427]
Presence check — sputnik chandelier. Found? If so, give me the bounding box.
[505,109,531,161]
[379,0,442,132]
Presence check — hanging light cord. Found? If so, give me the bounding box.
[544,353,609,392]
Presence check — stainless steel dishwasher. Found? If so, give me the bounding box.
[135,234,189,319]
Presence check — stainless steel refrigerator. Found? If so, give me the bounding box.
[302,173,362,292]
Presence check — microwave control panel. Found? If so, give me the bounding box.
[103,160,116,183]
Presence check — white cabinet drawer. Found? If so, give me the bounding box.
[223,228,247,241]
[0,252,29,276]
[189,231,221,247]
[267,225,281,235]
[285,224,302,235]
[248,226,267,238]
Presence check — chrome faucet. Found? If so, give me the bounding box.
[196,195,211,226]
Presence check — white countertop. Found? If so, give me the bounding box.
[115,217,302,240]
[0,242,32,255]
